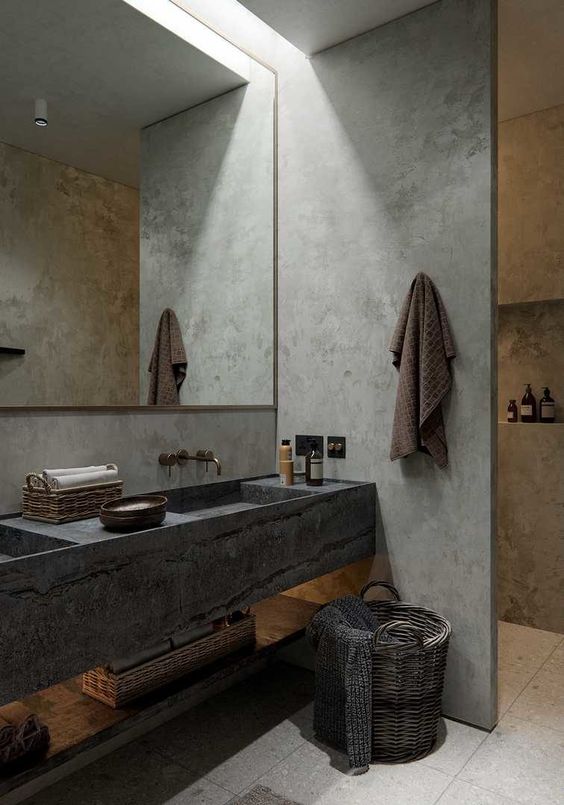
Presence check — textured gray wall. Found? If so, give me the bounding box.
[183,0,496,728]
[140,61,275,406]
[279,0,495,729]
[0,410,276,514]
[0,142,139,405]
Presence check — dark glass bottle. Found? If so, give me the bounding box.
[520,384,537,423]
[539,387,555,423]
[507,400,518,423]
[305,440,323,487]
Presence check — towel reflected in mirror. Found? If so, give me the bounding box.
[147,308,187,405]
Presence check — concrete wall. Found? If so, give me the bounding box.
[0,142,139,405]
[0,410,276,514]
[139,62,275,406]
[183,0,496,728]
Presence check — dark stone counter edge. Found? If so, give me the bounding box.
[0,475,375,566]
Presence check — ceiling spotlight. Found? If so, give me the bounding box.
[34,98,48,127]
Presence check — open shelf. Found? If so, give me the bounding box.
[498,297,564,308]
[498,421,563,426]
[0,594,320,798]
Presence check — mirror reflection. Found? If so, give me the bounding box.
[0,0,275,407]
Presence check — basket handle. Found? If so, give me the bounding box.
[25,473,52,494]
[360,580,401,601]
[373,620,425,647]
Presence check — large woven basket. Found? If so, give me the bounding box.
[361,580,451,763]
[22,469,123,524]
[82,612,256,708]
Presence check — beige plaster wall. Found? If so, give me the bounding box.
[498,302,564,423]
[0,142,139,405]
[498,104,564,633]
[498,104,564,304]
[498,424,564,634]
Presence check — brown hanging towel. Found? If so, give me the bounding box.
[147,308,187,405]
[389,272,455,469]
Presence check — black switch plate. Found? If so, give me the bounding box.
[295,435,324,456]
[327,437,346,458]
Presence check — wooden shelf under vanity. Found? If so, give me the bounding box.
[0,594,321,799]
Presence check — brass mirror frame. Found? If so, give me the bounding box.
[0,3,278,414]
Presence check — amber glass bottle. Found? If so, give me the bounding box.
[520,384,537,423]
[539,388,555,423]
[507,400,518,423]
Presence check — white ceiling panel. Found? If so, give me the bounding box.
[236,0,438,55]
[0,0,247,186]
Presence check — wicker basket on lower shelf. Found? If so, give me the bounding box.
[22,469,123,524]
[82,613,257,708]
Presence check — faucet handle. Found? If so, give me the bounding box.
[176,449,190,466]
[159,452,177,467]
[196,449,214,460]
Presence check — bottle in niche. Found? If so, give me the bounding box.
[520,384,537,423]
[507,400,518,423]
[539,387,555,423]
[305,440,323,487]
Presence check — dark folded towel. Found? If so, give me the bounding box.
[0,713,50,772]
[307,596,379,771]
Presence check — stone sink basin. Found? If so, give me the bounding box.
[0,474,376,704]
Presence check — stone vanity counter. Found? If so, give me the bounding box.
[0,475,376,704]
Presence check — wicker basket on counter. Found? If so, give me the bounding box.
[82,612,257,708]
[22,468,123,524]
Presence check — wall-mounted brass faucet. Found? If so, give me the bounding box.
[158,449,222,476]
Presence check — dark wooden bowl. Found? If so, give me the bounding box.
[100,495,168,531]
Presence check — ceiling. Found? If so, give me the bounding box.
[236,0,438,55]
[0,0,246,186]
[499,0,564,121]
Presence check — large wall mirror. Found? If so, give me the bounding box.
[0,0,276,408]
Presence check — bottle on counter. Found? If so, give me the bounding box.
[507,399,518,423]
[305,440,323,487]
[520,384,537,423]
[279,439,294,486]
[539,387,555,423]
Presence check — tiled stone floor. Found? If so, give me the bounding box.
[24,622,564,805]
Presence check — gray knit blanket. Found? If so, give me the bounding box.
[307,596,379,771]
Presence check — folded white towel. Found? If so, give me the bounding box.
[47,468,119,489]
[43,465,107,482]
